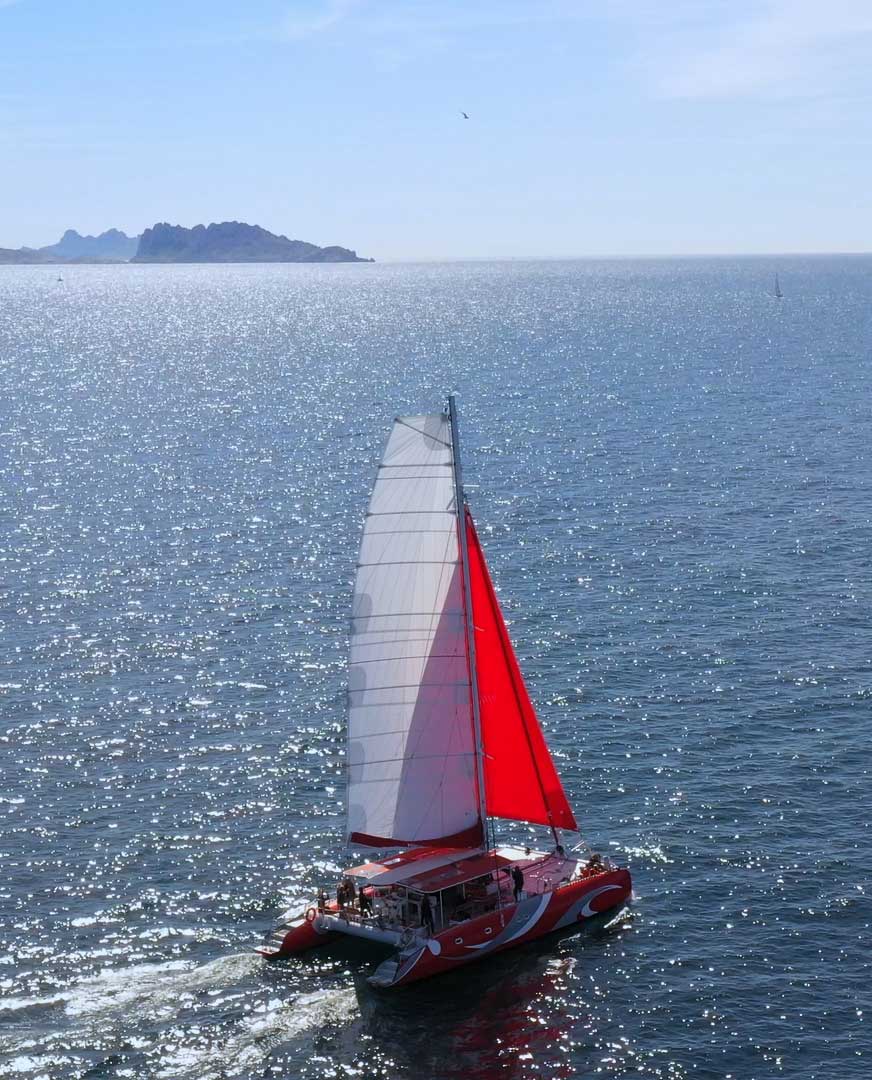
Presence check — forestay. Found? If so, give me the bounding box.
[346,415,483,848]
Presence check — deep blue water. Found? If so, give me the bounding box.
[1,257,871,1079]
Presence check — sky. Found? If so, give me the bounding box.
[2,0,872,258]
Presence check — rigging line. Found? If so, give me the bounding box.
[351,726,473,740]
[365,509,455,517]
[349,652,464,665]
[366,511,453,519]
[353,628,462,639]
[363,529,454,537]
[348,700,469,711]
[378,464,452,470]
[374,473,454,481]
[352,641,462,652]
[356,559,459,567]
[353,628,463,639]
[352,610,463,620]
[349,679,468,694]
[347,752,477,769]
[393,416,452,447]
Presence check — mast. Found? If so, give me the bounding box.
[447,394,489,840]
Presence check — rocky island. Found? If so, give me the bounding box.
[0,222,372,264]
[131,222,373,263]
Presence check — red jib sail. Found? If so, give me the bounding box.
[465,510,578,832]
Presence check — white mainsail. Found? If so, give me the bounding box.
[346,414,482,848]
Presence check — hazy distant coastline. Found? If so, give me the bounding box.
[0,228,138,264]
[0,221,373,264]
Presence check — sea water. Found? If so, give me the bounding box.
[1,257,870,1078]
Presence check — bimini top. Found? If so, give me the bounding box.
[347,846,526,894]
[346,846,479,887]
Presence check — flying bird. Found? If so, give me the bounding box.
[461,111,469,119]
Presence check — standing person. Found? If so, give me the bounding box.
[511,865,524,902]
[337,876,355,909]
[421,894,435,936]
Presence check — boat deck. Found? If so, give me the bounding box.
[327,846,605,936]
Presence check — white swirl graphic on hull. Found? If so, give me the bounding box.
[465,894,551,951]
[580,884,623,917]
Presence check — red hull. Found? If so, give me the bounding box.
[387,867,631,987]
[256,902,339,958]
[260,867,631,987]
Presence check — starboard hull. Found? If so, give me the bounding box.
[380,867,631,987]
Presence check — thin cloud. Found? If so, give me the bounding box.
[279,0,363,41]
[276,0,600,45]
[637,0,872,100]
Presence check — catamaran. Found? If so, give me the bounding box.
[258,398,632,987]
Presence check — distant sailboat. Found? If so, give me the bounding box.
[774,273,783,299]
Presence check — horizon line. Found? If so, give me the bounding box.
[5,249,870,265]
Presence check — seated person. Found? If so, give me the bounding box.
[465,875,491,899]
[380,892,401,924]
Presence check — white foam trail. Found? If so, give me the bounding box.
[155,987,359,1079]
[0,953,274,1069]
[1,1054,75,1076]
[0,992,70,1014]
[64,953,260,1019]
[602,906,635,931]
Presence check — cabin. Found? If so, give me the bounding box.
[328,845,601,936]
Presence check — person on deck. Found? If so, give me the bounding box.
[337,877,356,908]
[421,894,435,936]
[511,865,524,902]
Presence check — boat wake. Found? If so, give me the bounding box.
[65,952,261,1019]
[153,986,358,1079]
[0,953,358,1080]
[0,953,259,1021]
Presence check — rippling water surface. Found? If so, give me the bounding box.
[1,258,871,1079]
